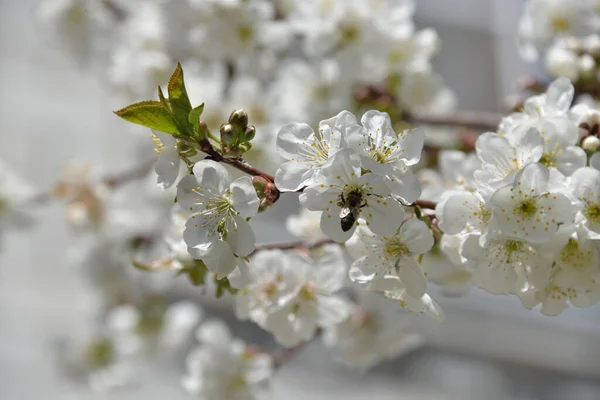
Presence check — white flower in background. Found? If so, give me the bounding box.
[489,163,574,243]
[474,129,544,197]
[570,167,600,238]
[37,0,110,64]
[0,159,35,244]
[323,292,424,371]
[397,66,457,114]
[286,208,327,241]
[518,0,600,62]
[300,148,405,242]
[234,249,300,329]
[187,0,280,63]
[349,218,434,299]
[182,320,273,400]
[271,60,353,124]
[418,150,480,202]
[236,247,349,348]
[106,301,202,354]
[347,110,424,203]
[107,1,172,100]
[275,110,358,191]
[386,28,440,76]
[532,226,600,315]
[177,161,259,275]
[545,39,581,81]
[421,233,474,296]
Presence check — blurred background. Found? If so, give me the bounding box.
[1,0,600,399]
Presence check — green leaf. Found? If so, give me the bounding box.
[188,103,205,126]
[114,100,179,134]
[179,260,208,286]
[168,62,193,131]
[157,86,171,112]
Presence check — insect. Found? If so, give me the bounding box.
[339,190,366,232]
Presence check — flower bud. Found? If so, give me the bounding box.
[220,123,236,145]
[192,120,208,142]
[582,135,600,152]
[243,125,256,142]
[228,109,249,131]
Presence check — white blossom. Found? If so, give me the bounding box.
[349,219,434,299]
[347,110,424,202]
[488,163,574,243]
[300,148,405,242]
[177,160,259,275]
[0,159,35,245]
[182,320,273,400]
[322,292,424,371]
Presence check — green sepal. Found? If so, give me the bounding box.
[178,260,208,286]
[214,274,237,298]
[114,100,179,134]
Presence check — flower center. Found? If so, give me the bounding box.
[516,198,538,219]
[192,188,236,236]
[584,202,600,224]
[384,237,410,259]
[560,238,593,269]
[298,281,317,301]
[237,25,254,43]
[551,16,571,33]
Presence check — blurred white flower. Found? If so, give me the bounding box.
[323,292,424,371]
[182,319,273,400]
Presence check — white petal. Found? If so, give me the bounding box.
[320,208,355,243]
[556,146,587,176]
[349,256,380,283]
[514,162,549,196]
[184,218,219,258]
[155,145,180,190]
[192,160,229,194]
[226,216,256,257]
[227,258,250,290]
[396,257,427,298]
[230,177,259,218]
[399,218,434,254]
[363,197,404,236]
[546,77,574,112]
[317,296,350,325]
[360,110,392,135]
[322,148,361,183]
[396,128,425,166]
[386,169,421,203]
[275,161,313,191]
[437,191,480,234]
[276,122,315,160]
[177,174,203,213]
[202,240,237,276]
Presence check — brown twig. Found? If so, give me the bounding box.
[201,141,276,183]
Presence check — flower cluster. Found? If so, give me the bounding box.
[37,0,454,171]
[518,0,600,62]
[433,78,600,315]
